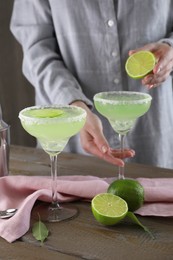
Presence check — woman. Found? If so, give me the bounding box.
[10,0,173,168]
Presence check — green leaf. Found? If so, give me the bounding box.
[127,211,155,240]
[32,214,49,243]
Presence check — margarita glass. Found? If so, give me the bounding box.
[19,105,86,222]
[94,91,152,179]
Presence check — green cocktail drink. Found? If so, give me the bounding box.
[19,106,86,155]
[19,105,86,222]
[94,91,152,179]
[94,92,151,135]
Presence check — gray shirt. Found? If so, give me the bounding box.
[10,0,173,168]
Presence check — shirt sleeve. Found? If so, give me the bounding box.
[10,0,93,107]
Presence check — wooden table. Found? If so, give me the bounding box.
[1,145,173,260]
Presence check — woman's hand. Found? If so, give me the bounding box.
[129,42,173,89]
[71,101,135,166]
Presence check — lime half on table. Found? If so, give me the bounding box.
[125,50,156,79]
[91,193,128,225]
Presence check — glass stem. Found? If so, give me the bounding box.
[118,134,125,179]
[50,154,60,208]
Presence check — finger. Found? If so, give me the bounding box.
[92,131,111,154]
[153,64,162,74]
[102,152,125,166]
[112,148,135,155]
[154,59,173,75]
[81,131,125,166]
[80,125,109,153]
[146,71,171,89]
[84,141,124,166]
[153,46,173,73]
[128,43,156,56]
[110,149,135,158]
[153,60,172,75]
[142,74,154,85]
[151,70,171,85]
[112,152,134,159]
[142,64,172,86]
[156,67,172,80]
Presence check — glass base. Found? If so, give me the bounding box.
[32,202,78,222]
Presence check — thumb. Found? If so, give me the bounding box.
[129,43,155,56]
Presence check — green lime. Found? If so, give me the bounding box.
[107,179,144,212]
[91,193,128,225]
[125,50,156,79]
[26,108,64,118]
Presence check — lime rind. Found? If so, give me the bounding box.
[125,51,156,79]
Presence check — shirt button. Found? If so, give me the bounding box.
[107,20,114,27]
[112,51,117,57]
[114,78,120,84]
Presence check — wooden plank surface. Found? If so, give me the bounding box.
[1,145,173,260]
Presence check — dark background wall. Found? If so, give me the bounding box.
[0,0,36,147]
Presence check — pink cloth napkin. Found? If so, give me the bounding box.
[136,178,173,216]
[0,175,173,243]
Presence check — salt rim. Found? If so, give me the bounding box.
[93,91,152,105]
[19,105,87,124]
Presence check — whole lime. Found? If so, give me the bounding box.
[107,179,144,212]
